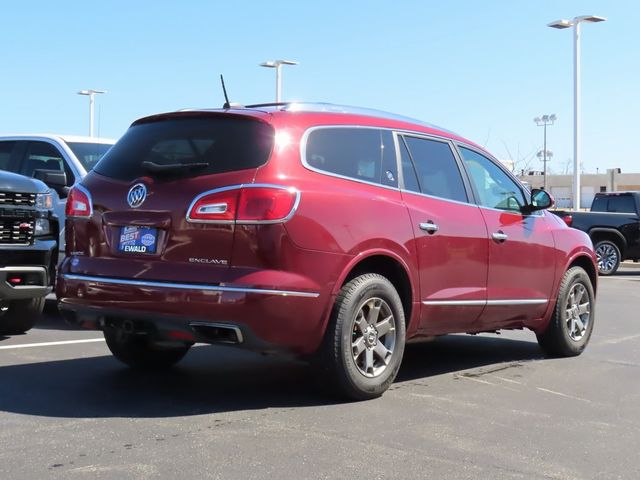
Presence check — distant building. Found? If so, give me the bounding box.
[519,168,640,209]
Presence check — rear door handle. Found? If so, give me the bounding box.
[419,222,439,234]
[492,231,508,243]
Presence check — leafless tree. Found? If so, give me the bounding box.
[501,140,537,176]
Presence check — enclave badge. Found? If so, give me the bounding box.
[127,183,147,208]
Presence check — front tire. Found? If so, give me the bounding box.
[104,327,191,370]
[594,240,621,276]
[0,298,44,335]
[321,274,406,400]
[537,266,595,357]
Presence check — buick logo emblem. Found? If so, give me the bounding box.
[127,183,147,208]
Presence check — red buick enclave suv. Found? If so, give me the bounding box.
[57,103,597,399]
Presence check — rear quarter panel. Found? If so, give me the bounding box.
[251,118,421,335]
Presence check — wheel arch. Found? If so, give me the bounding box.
[589,228,627,255]
[332,250,417,332]
[567,254,598,295]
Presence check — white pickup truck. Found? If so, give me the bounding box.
[0,134,115,264]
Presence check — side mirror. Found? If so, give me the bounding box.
[528,188,554,212]
[33,169,69,197]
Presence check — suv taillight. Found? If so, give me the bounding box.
[66,185,93,218]
[563,215,573,227]
[187,185,299,224]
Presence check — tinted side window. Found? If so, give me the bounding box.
[305,128,397,187]
[399,137,420,192]
[0,141,16,170]
[402,136,467,202]
[607,195,636,213]
[21,142,65,177]
[459,147,525,213]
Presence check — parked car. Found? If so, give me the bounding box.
[0,134,115,264]
[57,103,597,399]
[0,171,58,334]
[553,191,640,275]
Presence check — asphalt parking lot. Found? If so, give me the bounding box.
[1,267,639,479]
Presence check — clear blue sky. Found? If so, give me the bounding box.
[2,0,638,174]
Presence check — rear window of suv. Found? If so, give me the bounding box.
[94,116,274,181]
[304,127,398,187]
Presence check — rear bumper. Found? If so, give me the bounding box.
[56,273,330,355]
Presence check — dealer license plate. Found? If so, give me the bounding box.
[118,226,158,254]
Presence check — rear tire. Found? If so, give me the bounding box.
[320,274,406,400]
[0,298,44,335]
[536,267,595,357]
[104,327,191,370]
[594,240,621,276]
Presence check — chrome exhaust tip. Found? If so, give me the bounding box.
[189,322,244,344]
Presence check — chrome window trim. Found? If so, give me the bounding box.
[422,299,548,306]
[398,188,480,208]
[67,183,94,218]
[477,204,544,217]
[61,274,320,298]
[185,183,301,225]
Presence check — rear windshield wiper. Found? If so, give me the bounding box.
[141,161,210,174]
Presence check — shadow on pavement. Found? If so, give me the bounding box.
[397,334,544,383]
[32,300,85,332]
[0,334,544,419]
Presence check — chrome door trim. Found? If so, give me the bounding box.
[422,299,548,306]
[486,299,548,306]
[422,300,486,306]
[61,274,320,298]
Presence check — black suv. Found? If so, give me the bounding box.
[0,171,58,334]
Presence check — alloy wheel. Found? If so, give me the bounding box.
[564,282,591,341]
[596,243,618,274]
[351,297,396,378]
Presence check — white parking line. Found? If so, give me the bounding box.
[0,338,105,350]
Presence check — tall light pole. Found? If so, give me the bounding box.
[534,114,557,190]
[77,89,106,137]
[259,59,298,103]
[548,15,606,210]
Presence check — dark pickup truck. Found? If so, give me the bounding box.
[0,171,58,334]
[554,191,640,275]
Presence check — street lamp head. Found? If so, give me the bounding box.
[534,114,557,126]
[260,59,299,68]
[77,89,106,96]
[548,15,606,29]
[548,19,572,29]
[576,15,607,23]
